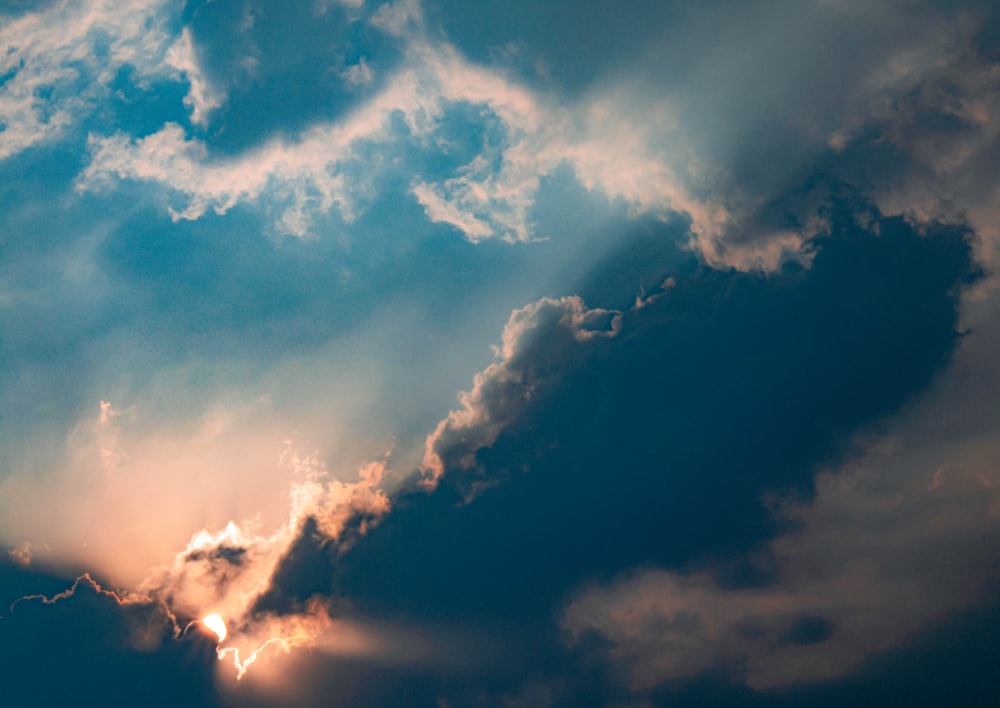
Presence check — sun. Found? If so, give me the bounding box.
[202,613,227,643]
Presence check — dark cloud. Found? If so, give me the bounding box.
[246,202,979,703]
[0,559,219,708]
[250,517,339,616]
[778,616,835,648]
[0,201,989,708]
[184,545,247,566]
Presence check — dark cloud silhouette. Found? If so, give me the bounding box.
[779,615,835,647]
[241,202,980,703]
[1,202,991,706]
[0,559,218,708]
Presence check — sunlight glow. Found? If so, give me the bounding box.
[202,613,227,643]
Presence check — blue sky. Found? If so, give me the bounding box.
[2,1,1000,705]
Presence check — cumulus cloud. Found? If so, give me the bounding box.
[2,292,620,682]
[421,295,621,488]
[549,141,999,694]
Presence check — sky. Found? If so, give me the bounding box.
[1,0,1000,705]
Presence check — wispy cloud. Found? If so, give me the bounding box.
[165,27,225,127]
[76,28,729,253]
[0,0,181,159]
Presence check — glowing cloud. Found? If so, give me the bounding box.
[202,614,227,643]
[3,411,395,681]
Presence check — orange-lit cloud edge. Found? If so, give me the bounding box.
[5,436,393,682]
[2,294,620,684]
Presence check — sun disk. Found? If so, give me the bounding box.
[202,613,227,643]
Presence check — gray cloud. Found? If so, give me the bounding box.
[563,309,1000,692]
[565,460,1000,690]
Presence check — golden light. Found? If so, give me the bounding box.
[202,613,227,643]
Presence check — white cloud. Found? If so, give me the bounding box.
[70,0,998,274]
[421,295,621,489]
[399,0,1000,276]
[411,180,495,242]
[165,27,225,127]
[77,35,729,251]
[0,0,180,160]
[8,0,1000,278]
[77,64,424,235]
